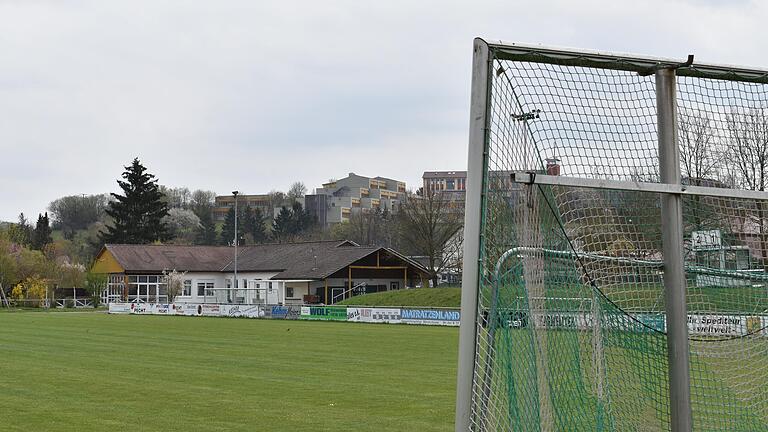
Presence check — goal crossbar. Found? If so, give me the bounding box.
[485,39,768,84]
[511,172,768,200]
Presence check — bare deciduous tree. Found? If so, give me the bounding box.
[287,182,307,203]
[333,208,395,248]
[397,190,463,287]
[726,107,768,269]
[679,110,719,184]
[679,110,721,233]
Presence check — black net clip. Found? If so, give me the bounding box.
[637,54,694,76]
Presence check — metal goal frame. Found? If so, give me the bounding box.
[456,38,768,432]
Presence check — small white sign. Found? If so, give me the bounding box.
[691,230,721,249]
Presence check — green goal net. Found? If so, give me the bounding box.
[457,39,768,431]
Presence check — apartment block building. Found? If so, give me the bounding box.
[305,173,406,226]
[213,194,273,222]
[422,171,467,201]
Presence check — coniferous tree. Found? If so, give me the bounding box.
[236,204,269,244]
[249,207,268,243]
[290,202,316,234]
[219,207,244,246]
[239,204,256,244]
[195,210,218,245]
[101,158,170,244]
[272,206,293,243]
[32,212,53,250]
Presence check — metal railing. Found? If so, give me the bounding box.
[331,282,367,304]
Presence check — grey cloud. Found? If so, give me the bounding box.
[1,0,767,220]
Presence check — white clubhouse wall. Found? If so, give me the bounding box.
[174,271,279,303]
[169,273,419,306]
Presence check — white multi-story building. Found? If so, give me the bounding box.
[305,173,406,226]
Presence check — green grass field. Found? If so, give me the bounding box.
[0,312,457,431]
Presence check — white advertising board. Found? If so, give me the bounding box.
[346,307,402,324]
[153,304,171,315]
[200,304,221,317]
[219,304,264,318]
[688,314,749,337]
[108,303,131,314]
[130,303,155,315]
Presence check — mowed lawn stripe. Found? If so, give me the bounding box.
[0,312,457,431]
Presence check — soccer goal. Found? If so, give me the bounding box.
[456,39,768,431]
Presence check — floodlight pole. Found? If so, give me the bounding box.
[456,38,489,432]
[233,190,239,304]
[656,68,693,432]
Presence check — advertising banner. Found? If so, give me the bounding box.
[108,303,131,314]
[400,308,461,326]
[531,311,590,330]
[184,303,202,316]
[130,303,155,315]
[629,313,666,333]
[687,314,748,337]
[347,307,402,324]
[200,304,221,317]
[153,304,171,315]
[299,306,348,321]
[220,304,263,318]
[270,305,301,319]
[110,302,768,336]
[171,304,188,316]
[508,311,664,334]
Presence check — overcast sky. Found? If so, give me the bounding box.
[0,0,765,221]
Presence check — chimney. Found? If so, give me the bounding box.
[546,157,561,176]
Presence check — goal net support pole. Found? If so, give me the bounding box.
[455,38,490,432]
[656,67,693,432]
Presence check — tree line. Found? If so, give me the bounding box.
[4,157,466,289]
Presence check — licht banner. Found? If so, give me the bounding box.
[346,307,402,324]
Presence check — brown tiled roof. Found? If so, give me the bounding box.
[222,241,380,279]
[102,240,430,279]
[104,244,235,272]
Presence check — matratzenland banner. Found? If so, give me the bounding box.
[400,308,461,326]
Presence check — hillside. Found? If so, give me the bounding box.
[337,287,461,308]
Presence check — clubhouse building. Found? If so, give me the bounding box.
[91,240,431,305]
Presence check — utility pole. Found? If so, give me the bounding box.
[232,190,239,304]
